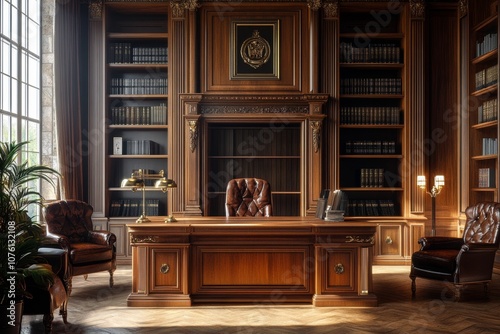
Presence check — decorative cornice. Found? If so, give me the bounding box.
[201,105,309,114]
[410,0,425,19]
[323,1,338,19]
[307,0,322,11]
[310,120,321,153]
[131,236,159,243]
[458,0,467,18]
[170,0,200,18]
[89,0,103,20]
[188,120,199,152]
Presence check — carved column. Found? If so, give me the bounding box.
[169,0,198,216]
[87,0,107,220]
[409,0,426,214]
[321,1,339,190]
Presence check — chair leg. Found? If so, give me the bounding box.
[484,282,489,297]
[83,274,88,280]
[454,285,461,302]
[66,276,73,296]
[109,269,114,288]
[43,312,54,334]
[60,299,68,324]
[410,276,416,297]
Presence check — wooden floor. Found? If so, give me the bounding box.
[22,265,500,333]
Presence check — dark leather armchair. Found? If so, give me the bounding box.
[23,247,69,333]
[225,178,273,217]
[44,200,116,295]
[410,202,500,300]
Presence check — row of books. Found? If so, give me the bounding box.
[345,140,397,154]
[340,78,402,95]
[124,140,161,155]
[478,167,495,188]
[109,43,168,64]
[360,168,385,188]
[477,98,498,123]
[345,199,397,216]
[482,137,498,155]
[340,106,401,125]
[340,42,401,63]
[476,32,498,58]
[110,78,167,95]
[475,64,498,90]
[111,104,167,125]
[109,199,160,217]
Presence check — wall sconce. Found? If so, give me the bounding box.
[417,175,445,236]
[155,177,177,223]
[121,169,164,223]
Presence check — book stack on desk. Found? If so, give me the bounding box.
[321,189,348,222]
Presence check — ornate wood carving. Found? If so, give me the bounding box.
[410,0,425,19]
[170,0,200,18]
[201,106,308,114]
[459,0,467,18]
[307,0,322,11]
[188,120,198,152]
[89,0,103,20]
[323,1,339,19]
[311,120,321,153]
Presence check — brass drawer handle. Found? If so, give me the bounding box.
[160,263,170,274]
[385,236,393,245]
[335,263,345,274]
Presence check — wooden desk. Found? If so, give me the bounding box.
[127,217,377,307]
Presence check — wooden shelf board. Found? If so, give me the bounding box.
[340,63,404,68]
[208,156,301,159]
[109,63,168,69]
[340,124,404,129]
[339,33,404,39]
[471,120,498,129]
[108,32,168,40]
[108,125,168,129]
[340,155,403,159]
[340,94,404,99]
[471,84,498,97]
[109,94,167,99]
[472,14,498,32]
[471,154,498,161]
[340,187,403,192]
[471,49,498,65]
[110,154,168,159]
[471,187,497,192]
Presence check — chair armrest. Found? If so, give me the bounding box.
[88,230,117,246]
[418,236,463,250]
[461,243,499,252]
[44,233,70,250]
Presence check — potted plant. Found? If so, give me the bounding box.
[0,141,60,334]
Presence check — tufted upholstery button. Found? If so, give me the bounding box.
[225,178,273,217]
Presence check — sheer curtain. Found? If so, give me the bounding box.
[54,0,83,200]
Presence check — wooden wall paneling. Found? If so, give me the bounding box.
[425,3,460,235]
[200,3,306,93]
[459,4,470,213]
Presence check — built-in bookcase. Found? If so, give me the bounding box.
[468,0,499,204]
[338,5,406,217]
[205,123,302,216]
[105,3,170,218]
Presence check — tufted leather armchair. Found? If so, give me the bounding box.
[410,202,500,300]
[225,178,273,217]
[44,200,116,295]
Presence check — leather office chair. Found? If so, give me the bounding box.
[44,200,117,295]
[225,178,273,217]
[23,247,69,333]
[410,201,500,300]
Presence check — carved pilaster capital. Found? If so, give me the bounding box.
[410,0,425,19]
[459,0,468,18]
[307,0,322,11]
[89,0,103,20]
[170,0,200,19]
[310,120,322,153]
[188,120,199,152]
[323,1,339,19]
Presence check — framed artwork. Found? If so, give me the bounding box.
[230,20,280,80]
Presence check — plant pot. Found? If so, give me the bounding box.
[0,301,23,334]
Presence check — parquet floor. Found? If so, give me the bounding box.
[22,265,500,333]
